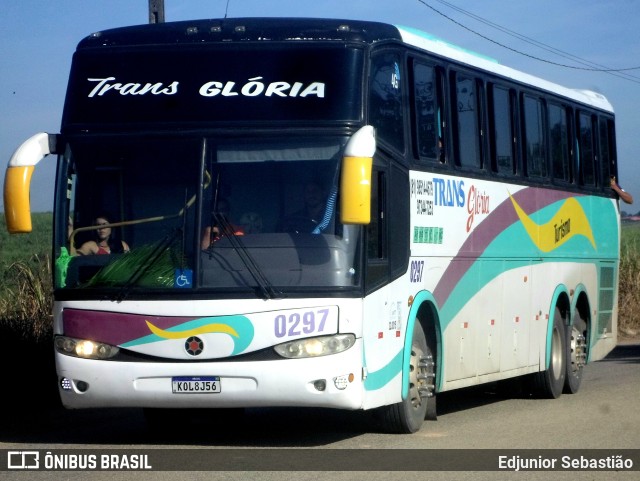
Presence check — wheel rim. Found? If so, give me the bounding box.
[569,325,587,374]
[409,341,435,410]
[409,344,426,410]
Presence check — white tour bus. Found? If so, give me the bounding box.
[4,18,622,433]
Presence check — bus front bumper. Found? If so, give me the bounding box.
[55,339,365,410]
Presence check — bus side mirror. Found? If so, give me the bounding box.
[4,132,59,233]
[340,126,376,225]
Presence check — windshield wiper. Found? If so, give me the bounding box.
[210,211,281,300]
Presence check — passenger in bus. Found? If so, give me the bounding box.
[75,214,130,255]
[281,181,328,233]
[611,176,633,204]
[201,198,244,249]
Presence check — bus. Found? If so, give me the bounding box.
[4,18,622,433]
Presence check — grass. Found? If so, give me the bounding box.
[0,213,57,410]
[0,212,53,342]
[0,212,52,267]
[619,222,640,337]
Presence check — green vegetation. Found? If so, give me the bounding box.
[0,212,52,267]
[619,222,640,337]
[0,213,53,342]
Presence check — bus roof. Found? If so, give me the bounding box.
[396,26,613,113]
[77,17,612,113]
[77,17,402,47]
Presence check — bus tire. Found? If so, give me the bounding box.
[378,321,434,433]
[564,308,588,394]
[531,307,566,399]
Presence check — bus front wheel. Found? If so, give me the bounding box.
[377,321,435,433]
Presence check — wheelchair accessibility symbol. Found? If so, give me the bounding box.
[174,269,193,288]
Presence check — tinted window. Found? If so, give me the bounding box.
[413,62,439,160]
[389,163,409,278]
[453,73,480,168]
[599,117,613,187]
[490,85,514,174]
[369,52,405,152]
[549,103,571,182]
[523,95,547,178]
[578,112,596,186]
[366,169,388,290]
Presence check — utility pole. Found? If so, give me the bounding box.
[149,0,165,24]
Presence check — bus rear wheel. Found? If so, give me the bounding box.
[378,321,435,433]
[564,309,588,394]
[531,307,566,399]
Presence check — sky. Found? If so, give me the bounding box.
[2,0,639,213]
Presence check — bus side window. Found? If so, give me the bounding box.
[599,116,614,189]
[489,84,516,175]
[413,62,439,161]
[369,51,405,153]
[578,111,597,187]
[451,71,481,169]
[549,103,572,183]
[522,94,548,179]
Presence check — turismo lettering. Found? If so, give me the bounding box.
[466,185,490,232]
[555,218,571,243]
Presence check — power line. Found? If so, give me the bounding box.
[430,0,640,84]
[416,0,640,82]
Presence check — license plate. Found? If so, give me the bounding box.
[172,376,221,394]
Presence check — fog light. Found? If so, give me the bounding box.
[334,373,354,390]
[60,377,72,391]
[76,381,89,392]
[313,380,326,391]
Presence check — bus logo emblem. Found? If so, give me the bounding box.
[185,336,204,356]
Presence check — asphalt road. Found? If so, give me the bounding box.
[1,339,638,480]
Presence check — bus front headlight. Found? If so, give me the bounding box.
[55,335,119,359]
[274,334,355,359]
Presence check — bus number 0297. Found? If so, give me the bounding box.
[274,309,329,338]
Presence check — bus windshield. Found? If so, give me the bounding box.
[56,135,362,295]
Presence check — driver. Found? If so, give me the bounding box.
[281,182,327,233]
[201,198,244,249]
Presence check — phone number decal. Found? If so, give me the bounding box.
[274,308,334,338]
